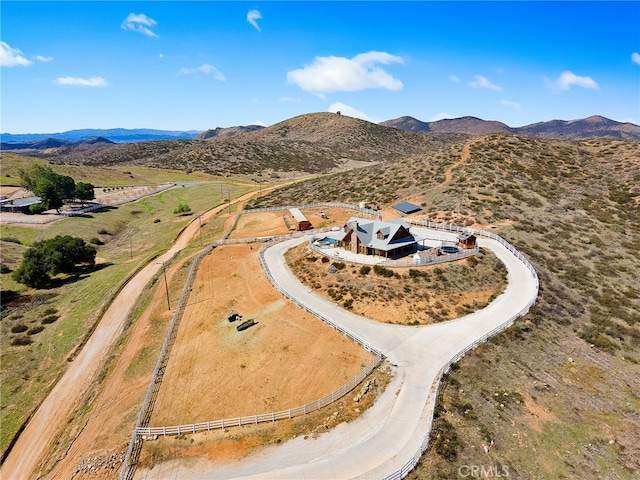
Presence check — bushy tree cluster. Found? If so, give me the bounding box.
[12,236,96,288]
[19,165,94,212]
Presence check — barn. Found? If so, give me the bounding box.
[289,208,312,231]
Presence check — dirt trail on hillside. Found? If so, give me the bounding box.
[443,140,473,184]
[0,187,265,480]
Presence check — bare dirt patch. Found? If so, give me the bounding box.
[229,206,370,240]
[150,243,374,425]
[138,363,392,469]
[286,243,508,325]
[126,243,380,469]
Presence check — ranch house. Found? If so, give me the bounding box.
[336,217,416,258]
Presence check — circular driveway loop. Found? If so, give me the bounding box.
[145,227,537,480]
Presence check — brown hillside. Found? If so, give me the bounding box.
[252,133,640,478]
[40,112,468,177]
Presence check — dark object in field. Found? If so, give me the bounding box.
[236,319,257,331]
[227,312,242,322]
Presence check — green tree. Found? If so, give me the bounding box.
[19,166,76,212]
[75,182,95,202]
[33,174,64,211]
[13,236,96,288]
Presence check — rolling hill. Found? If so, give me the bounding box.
[2,110,639,478]
[32,113,470,177]
[247,132,640,479]
[381,114,640,140]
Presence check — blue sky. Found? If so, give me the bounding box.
[2,1,639,133]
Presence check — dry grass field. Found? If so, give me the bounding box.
[229,206,366,240]
[150,243,373,425]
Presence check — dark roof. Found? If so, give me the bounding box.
[457,232,476,241]
[343,217,415,252]
[392,201,422,214]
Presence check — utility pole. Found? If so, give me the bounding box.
[157,261,171,310]
[198,215,203,246]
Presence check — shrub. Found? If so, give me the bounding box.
[89,237,104,246]
[173,202,192,215]
[27,325,45,335]
[44,308,58,315]
[343,298,354,309]
[373,264,394,278]
[359,266,371,275]
[153,219,161,223]
[97,228,110,235]
[11,336,32,346]
[28,204,47,214]
[11,324,28,333]
[433,418,460,460]
[0,263,11,274]
[41,315,59,325]
[2,237,22,244]
[321,257,330,264]
[331,262,346,270]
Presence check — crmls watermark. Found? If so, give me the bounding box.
[458,464,510,478]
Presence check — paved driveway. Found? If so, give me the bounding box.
[155,228,538,480]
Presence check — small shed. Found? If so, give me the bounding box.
[289,208,312,231]
[457,232,477,249]
[392,201,422,215]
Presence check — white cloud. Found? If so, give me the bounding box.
[1,41,33,67]
[449,74,460,83]
[287,51,404,93]
[430,112,454,121]
[56,76,108,87]
[500,99,521,110]
[36,55,53,62]
[327,102,378,122]
[121,13,158,37]
[468,74,501,91]
[178,64,226,81]
[247,9,262,31]
[632,52,640,65]
[553,70,599,91]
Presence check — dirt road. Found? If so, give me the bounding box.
[0,188,260,480]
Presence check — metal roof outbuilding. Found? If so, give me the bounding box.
[392,201,422,215]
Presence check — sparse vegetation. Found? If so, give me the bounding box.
[285,244,507,325]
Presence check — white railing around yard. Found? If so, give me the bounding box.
[381,220,539,480]
[119,205,538,480]
[135,354,381,437]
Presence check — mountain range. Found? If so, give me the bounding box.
[2,114,639,150]
[380,114,640,140]
[0,128,201,144]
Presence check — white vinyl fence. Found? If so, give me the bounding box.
[381,221,539,480]
[119,205,538,480]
